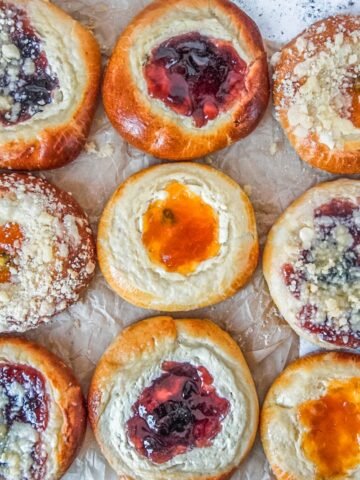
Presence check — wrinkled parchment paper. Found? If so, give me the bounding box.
[26,0,360,478]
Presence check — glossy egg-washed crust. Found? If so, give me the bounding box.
[97,163,259,311]
[263,178,359,350]
[88,316,259,480]
[0,335,86,479]
[0,0,101,170]
[273,15,360,174]
[261,351,360,480]
[0,173,96,331]
[103,0,269,160]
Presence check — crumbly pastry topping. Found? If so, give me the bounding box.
[0,363,49,480]
[0,2,59,125]
[282,197,360,347]
[0,174,95,332]
[274,17,360,149]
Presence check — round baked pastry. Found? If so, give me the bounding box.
[0,0,101,170]
[261,351,360,480]
[0,173,96,332]
[263,178,360,350]
[97,162,258,311]
[88,316,259,480]
[0,335,86,480]
[103,0,269,160]
[273,15,360,174]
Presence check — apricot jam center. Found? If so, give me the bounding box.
[127,361,230,464]
[142,182,220,274]
[351,78,360,128]
[144,32,247,127]
[299,378,360,478]
[0,222,23,283]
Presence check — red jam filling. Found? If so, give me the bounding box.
[127,361,230,464]
[0,363,49,478]
[144,32,247,127]
[0,2,59,126]
[281,198,360,347]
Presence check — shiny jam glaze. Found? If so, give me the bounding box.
[126,361,230,464]
[299,378,360,478]
[144,32,247,127]
[281,198,360,347]
[0,363,49,479]
[0,2,59,125]
[0,363,49,431]
[142,182,220,274]
[0,222,23,283]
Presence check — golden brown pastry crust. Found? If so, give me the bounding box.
[0,173,96,332]
[0,0,101,170]
[273,15,360,174]
[0,335,86,479]
[97,163,259,311]
[88,316,259,480]
[103,0,269,160]
[261,351,360,480]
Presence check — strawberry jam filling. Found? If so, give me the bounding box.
[127,361,230,464]
[0,2,59,125]
[144,32,247,127]
[142,182,220,274]
[281,198,360,347]
[0,363,49,479]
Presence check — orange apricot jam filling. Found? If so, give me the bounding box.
[0,222,23,283]
[142,182,220,274]
[350,78,360,128]
[298,378,360,478]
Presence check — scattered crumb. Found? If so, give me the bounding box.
[85,141,115,158]
[270,142,279,155]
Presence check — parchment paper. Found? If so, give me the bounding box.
[25,0,360,478]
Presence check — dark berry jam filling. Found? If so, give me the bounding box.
[144,32,247,127]
[0,363,49,479]
[281,198,360,347]
[0,2,59,126]
[127,361,230,464]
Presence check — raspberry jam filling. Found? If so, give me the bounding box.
[142,182,220,274]
[281,198,360,347]
[0,363,49,479]
[127,361,230,464]
[144,32,247,127]
[299,378,360,478]
[0,2,59,125]
[0,222,23,283]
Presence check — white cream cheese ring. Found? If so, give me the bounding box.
[88,316,259,480]
[97,162,259,311]
[261,351,360,480]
